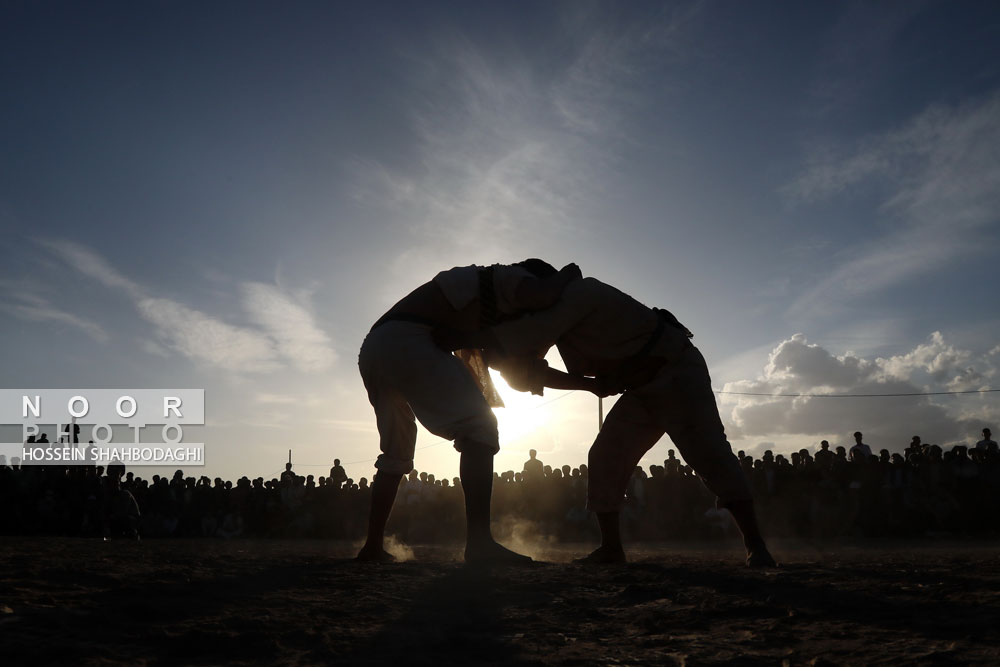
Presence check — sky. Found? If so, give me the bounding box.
[1,1,998,483]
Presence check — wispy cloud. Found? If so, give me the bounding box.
[806,3,928,116]
[241,282,336,372]
[785,93,1000,315]
[35,238,144,299]
[36,239,336,374]
[551,2,696,138]
[313,418,378,434]
[136,297,279,373]
[349,6,695,281]
[0,290,109,343]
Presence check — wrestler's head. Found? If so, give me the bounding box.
[514,258,558,278]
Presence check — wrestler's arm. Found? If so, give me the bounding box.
[512,263,582,311]
[488,352,603,397]
[540,366,602,394]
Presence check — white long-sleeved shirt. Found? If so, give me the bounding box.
[433,264,533,316]
[490,277,691,377]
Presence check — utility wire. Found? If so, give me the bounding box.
[715,388,999,398]
[264,387,998,476]
[267,388,584,474]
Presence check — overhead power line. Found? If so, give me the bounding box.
[269,389,585,474]
[262,387,996,477]
[715,388,1000,398]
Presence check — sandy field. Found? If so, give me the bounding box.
[1,538,998,665]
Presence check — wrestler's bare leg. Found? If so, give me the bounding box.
[577,394,658,564]
[460,447,531,564]
[575,511,626,564]
[664,350,777,568]
[356,472,402,562]
[726,499,777,567]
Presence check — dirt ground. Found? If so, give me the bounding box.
[1,538,998,665]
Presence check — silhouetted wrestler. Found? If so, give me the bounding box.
[436,274,776,567]
[356,260,581,563]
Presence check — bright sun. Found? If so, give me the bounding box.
[488,369,548,442]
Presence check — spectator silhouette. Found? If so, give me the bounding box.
[104,469,140,540]
[815,440,833,467]
[850,432,873,460]
[975,428,996,451]
[523,450,543,480]
[329,459,348,489]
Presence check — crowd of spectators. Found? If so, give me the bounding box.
[1,429,997,543]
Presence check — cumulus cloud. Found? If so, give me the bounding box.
[723,332,997,449]
[878,331,980,387]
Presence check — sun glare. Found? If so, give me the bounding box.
[489,370,549,442]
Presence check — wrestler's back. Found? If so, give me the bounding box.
[382,281,479,331]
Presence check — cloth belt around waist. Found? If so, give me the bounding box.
[610,310,694,393]
[627,307,693,364]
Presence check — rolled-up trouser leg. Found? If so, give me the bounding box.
[358,320,503,552]
[652,347,752,506]
[359,320,500,475]
[586,391,665,514]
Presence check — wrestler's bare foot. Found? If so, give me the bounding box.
[355,545,397,563]
[746,544,777,568]
[464,540,532,565]
[574,545,627,564]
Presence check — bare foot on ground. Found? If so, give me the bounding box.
[464,541,532,565]
[574,545,627,564]
[355,545,397,562]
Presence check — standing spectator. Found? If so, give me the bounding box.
[975,428,997,451]
[523,449,544,480]
[104,471,141,540]
[664,449,680,476]
[329,459,348,489]
[850,431,873,460]
[814,440,833,467]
